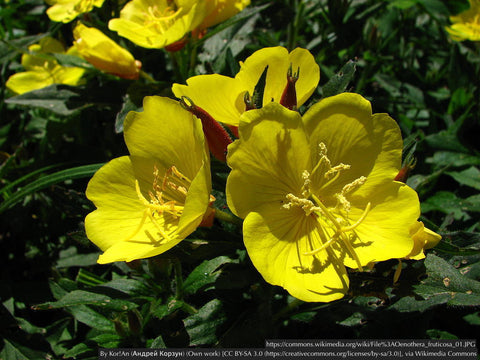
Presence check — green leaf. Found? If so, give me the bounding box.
[115,94,140,133]
[388,0,418,10]
[33,289,138,312]
[195,3,271,45]
[0,163,103,214]
[56,249,100,268]
[69,305,116,332]
[435,231,480,256]
[45,318,73,356]
[417,255,480,304]
[5,85,93,115]
[63,343,94,359]
[392,254,480,312]
[96,278,152,297]
[0,338,48,360]
[463,312,480,326]
[0,34,46,63]
[53,53,91,68]
[426,151,480,168]
[199,11,260,75]
[151,297,185,320]
[321,59,357,98]
[446,166,480,190]
[183,299,227,346]
[421,191,480,220]
[183,256,235,295]
[149,335,167,348]
[426,329,458,339]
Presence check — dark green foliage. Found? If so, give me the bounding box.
[1,0,479,357]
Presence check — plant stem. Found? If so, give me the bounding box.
[273,298,304,322]
[214,208,243,226]
[139,70,157,83]
[173,258,184,300]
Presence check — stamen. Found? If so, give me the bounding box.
[283,193,320,216]
[325,163,350,179]
[340,202,371,232]
[303,236,336,256]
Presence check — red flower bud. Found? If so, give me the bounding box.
[280,64,299,110]
[180,96,232,162]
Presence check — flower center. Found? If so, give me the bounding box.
[144,2,183,33]
[123,165,191,244]
[282,143,371,270]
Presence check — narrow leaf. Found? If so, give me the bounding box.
[0,163,103,214]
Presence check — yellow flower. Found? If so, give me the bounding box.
[226,93,430,302]
[45,0,105,23]
[172,46,320,127]
[446,0,480,41]
[108,0,206,49]
[198,0,251,30]
[73,23,141,80]
[85,96,212,263]
[406,221,442,260]
[6,37,85,95]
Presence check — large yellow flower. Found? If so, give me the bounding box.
[172,46,320,127]
[73,23,141,80]
[45,0,105,23]
[226,93,430,302]
[85,97,212,264]
[108,0,206,49]
[446,0,480,41]
[6,37,85,95]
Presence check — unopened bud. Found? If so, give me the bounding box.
[394,157,417,183]
[180,96,232,162]
[280,64,299,110]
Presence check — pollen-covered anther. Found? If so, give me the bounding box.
[301,170,312,197]
[325,163,350,179]
[120,165,193,244]
[283,193,320,216]
[335,175,367,212]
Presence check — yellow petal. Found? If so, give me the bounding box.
[446,0,480,41]
[108,0,205,48]
[304,93,402,198]
[243,206,349,302]
[46,0,105,23]
[86,96,213,264]
[236,46,320,109]
[124,96,207,181]
[226,103,311,218]
[342,182,420,268]
[172,74,245,126]
[172,46,319,126]
[5,66,85,95]
[73,23,140,79]
[406,221,442,260]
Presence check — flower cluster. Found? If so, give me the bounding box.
[84,45,441,302]
[7,0,442,304]
[6,0,250,94]
[6,37,85,95]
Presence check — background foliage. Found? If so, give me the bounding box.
[1,0,479,358]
